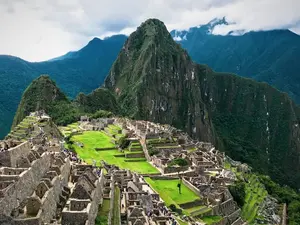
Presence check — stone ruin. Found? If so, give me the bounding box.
[121,118,246,225]
[80,116,115,131]
[0,136,105,225]
[1,114,249,225]
[104,165,174,225]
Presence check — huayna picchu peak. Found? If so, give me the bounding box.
[2,18,300,225]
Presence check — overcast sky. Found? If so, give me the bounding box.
[1,0,300,62]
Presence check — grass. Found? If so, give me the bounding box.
[112,186,120,225]
[59,122,80,137]
[95,199,110,225]
[241,174,268,223]
[185,205,207,213]
[7,116,39,140]
[201,216,223,225]
[226,160,267,224]
[145,178,204,216]
[70,131,159,174]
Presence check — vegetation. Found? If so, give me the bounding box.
[90,110,114,119]
[104,18,300,189]
[68,131,159,174]
[200,216,223,225]
[207,72,300,189]
[173,20,300,104]
[12,75,120,139]
[95,199,110,225]
[259,175,300,224]
[76,88,119,114]
[148,146,160,156]
[226,160,300,224]
[168,158,189,167]
[241,174,268,223]
[118,136,130,149]
[145,178,206,216]
[229,180,246,208]
[12,75,81,129]
[112,186,120,225]
[0,35,126,139]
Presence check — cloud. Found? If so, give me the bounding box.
[0,0,299,61]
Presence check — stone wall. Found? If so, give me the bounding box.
[140,139,151,161]
[36,185,59,223]
[163,165,189,174]
[86,172,105,225]
[0,152,52,217]
[46,146,60,152]
[0,142,31,167]
[125,152,145,158]
[108,176,115,225]
[182,178,201,196]
[61,210,89,225]
[150,176,177,180]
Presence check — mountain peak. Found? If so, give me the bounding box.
[134,18,171,40]
[207,17,228,28]
[89,37,103,44]
[12,74,70,128]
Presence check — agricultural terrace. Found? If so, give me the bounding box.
[69,130,159,174]
[59,122,80,137]
[145,177,211,219]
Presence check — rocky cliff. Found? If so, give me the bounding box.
[104,19,215,143]
[105,19,300,188]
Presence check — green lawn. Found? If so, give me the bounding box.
[145,178,201,213]
[70,131,159,174]
[201,216,223,225]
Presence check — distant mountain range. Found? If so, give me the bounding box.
[171,18,300,103]
[1,18,300,139]
[0,35,126,138]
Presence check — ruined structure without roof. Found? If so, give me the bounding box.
[0,113,249,225]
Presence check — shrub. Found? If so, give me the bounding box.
[118,136,130,149]
[148,146,159,156]
[169,204,183,215]
[229,180,246,207]
[91,110,113,119]
[168,158,188,167]
[169,204,176,212]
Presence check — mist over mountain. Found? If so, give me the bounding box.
[171,18,300,104]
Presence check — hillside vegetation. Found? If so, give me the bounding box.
[105,18,300,189]
[0,35,126,138]
[172,19,300,104]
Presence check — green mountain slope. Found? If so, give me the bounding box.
[171,19,300,103]
[105,19,300,188]
[76,87,119,114]
[12,75,79,128]
[0,35,126,138]
[105,19,215,142]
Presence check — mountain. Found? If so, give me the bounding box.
[76,87,119,114]
[0,35,127,138]
[12,75,79,129]
[105,18,300,189]
[171,19,300,104]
